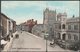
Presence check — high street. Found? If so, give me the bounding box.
[7,31,73,52]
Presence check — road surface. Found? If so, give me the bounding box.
[8,31,73,52]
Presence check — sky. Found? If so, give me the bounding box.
[1,1,79,25]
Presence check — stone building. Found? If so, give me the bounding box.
[43,8,56,40]
[54,12,67,40]
[66,17,80,44]
[54,12,80,47]
[43,7,80,49]
[32,24,44,38]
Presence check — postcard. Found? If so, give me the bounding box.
[0,1,80,52]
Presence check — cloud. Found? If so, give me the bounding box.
[1,1,79,12]
[1,1,46,9]
[1,1,79,24]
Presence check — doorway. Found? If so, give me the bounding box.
[62,33,66,40]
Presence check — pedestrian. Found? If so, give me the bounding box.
[50,39,56,48]
[1,38,8,50]
[15,34,19,38]
[50,39,54,45]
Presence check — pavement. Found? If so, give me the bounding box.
[2,31,18,52]
[4,31,75,52]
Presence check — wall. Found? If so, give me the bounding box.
[1,14,8,37]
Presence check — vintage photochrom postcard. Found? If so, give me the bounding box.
[0,0,80,52]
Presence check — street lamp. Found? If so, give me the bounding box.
[44,21,49,52]
[44,33,49,52]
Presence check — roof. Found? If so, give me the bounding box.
[1,13,10,20]
[1,13,16,22]
[57,12,67,17]
[66,17,80,22]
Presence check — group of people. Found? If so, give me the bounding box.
[0,38,8,50]
[0,33,13,50]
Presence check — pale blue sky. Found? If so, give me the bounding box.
[1,1,79,25]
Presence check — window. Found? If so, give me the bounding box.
[68,34,71,40]
[74,35,78,41]
[74,25,78,30]
[62,24,65,29]
[68,25,71,30]
[59,24,61,29]
[62,34,66,40]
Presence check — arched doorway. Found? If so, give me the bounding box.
[62,33,66,40]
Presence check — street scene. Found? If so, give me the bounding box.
[0,1,80,52]
[8,30,67,52]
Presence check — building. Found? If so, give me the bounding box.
[43,7,80,50]
[19,22,29,32]
[43,8,56,40]
[1,13,11,40]
[32,24,44,38]
[54,12,80,48]
[66,17,80,44]
[20,19,37,33]
[0,13,16,41]
[54,12,67,40]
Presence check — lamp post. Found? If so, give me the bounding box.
[44,33,49,52]
[44,19,49,52]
